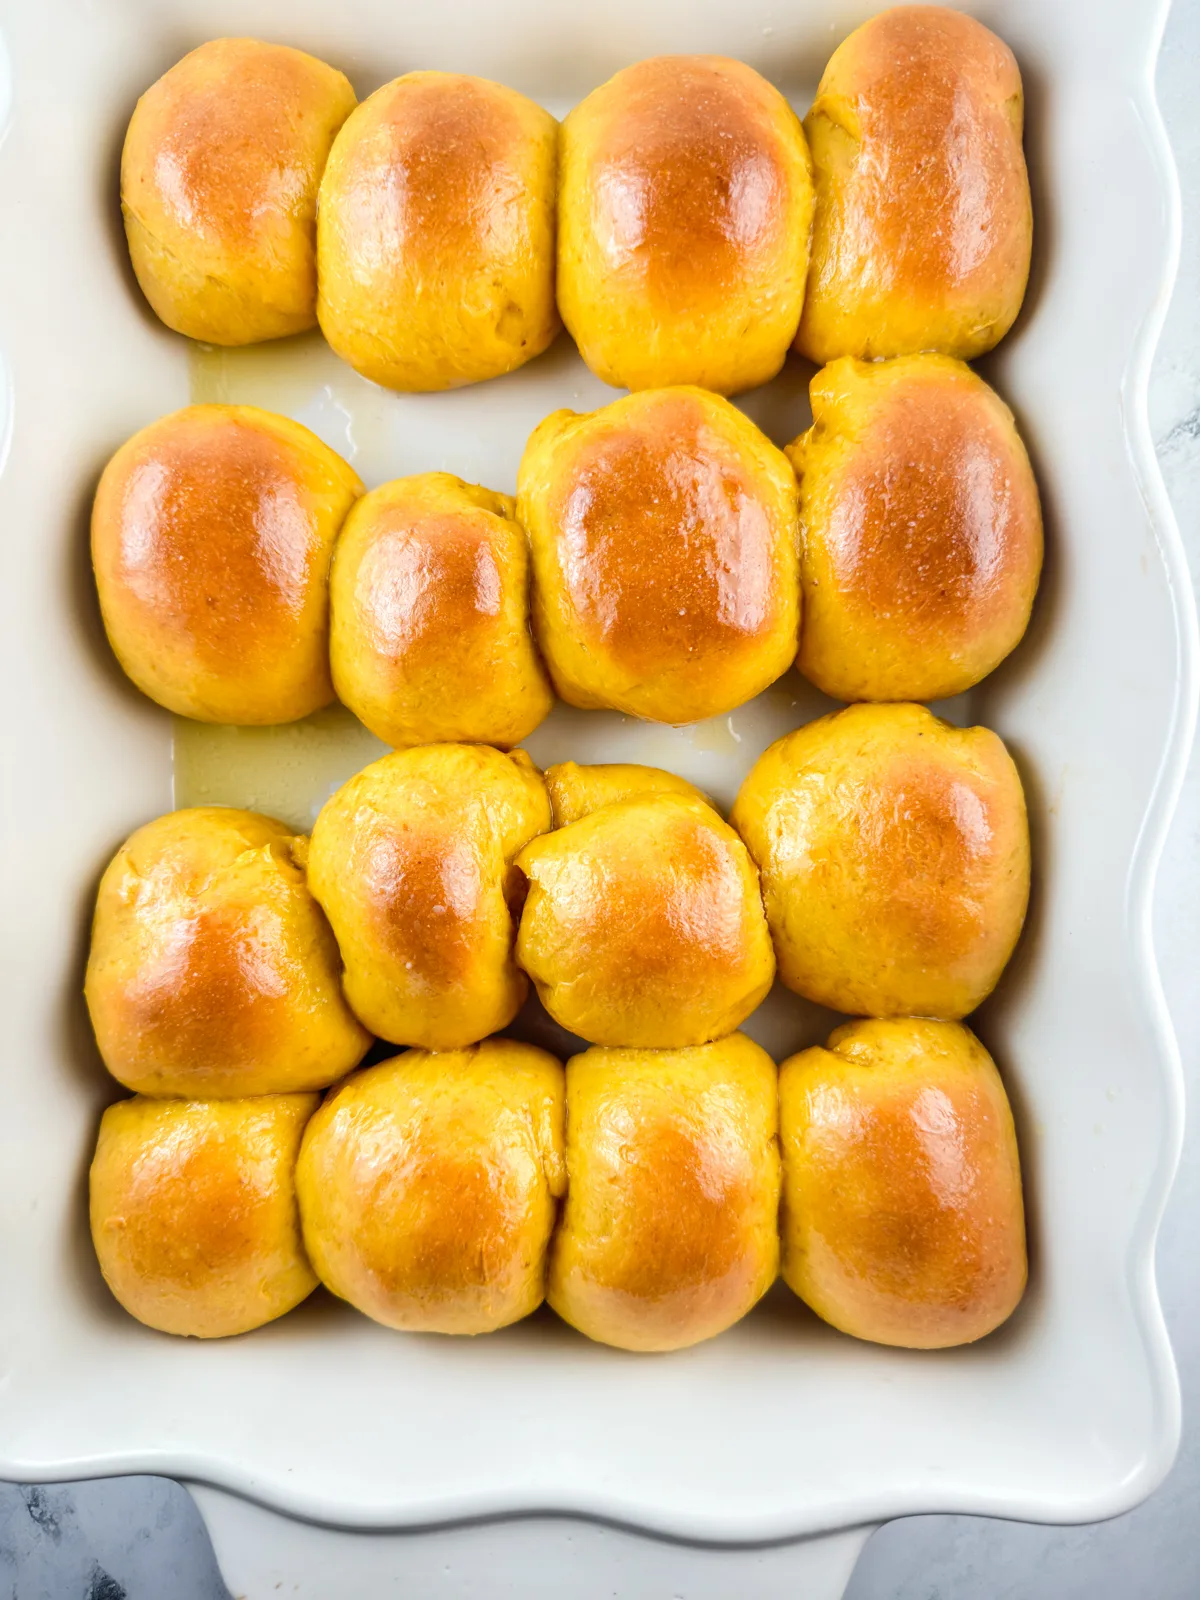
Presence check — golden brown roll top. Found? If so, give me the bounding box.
[731,703,1030,1019]
[90,1093,319,1337]
[317,72,560,391]
[91,404,362,724]
[780,1018,1027,1348]
[296,1041,565,1334]
[516,776,774,1047]
[122,38,356,344]
[518,387,801,723]
[789,355,1043,701]
[305,744,551,1049]
[84,807,370,1098]
[329,471,553,748]
[558,55,814,394]
[548,1035,780,1352]
[796,6,1032,363]
[543,760,711,828]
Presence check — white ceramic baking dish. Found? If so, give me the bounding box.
[0,2,1192,1595]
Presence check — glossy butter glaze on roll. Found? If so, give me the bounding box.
[731,703,1030,1019]
[548,1035,780,1351]
[788,356,1043,701]
[297,1041,565,1335]
[330,472,553,748]
[516,766,774,1047]
[122,39,356,345]
[92,405,362,723]
[518,388,801,723]
[796,6,1032,363]
[780,1018,1027,1348]
[318,72,559,390]
[559,55,814,394]
[85,808,370,1098]
[90,1093,319,1337]
[306,744,551,1049]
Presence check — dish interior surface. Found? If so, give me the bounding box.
[0,0,1189,1542]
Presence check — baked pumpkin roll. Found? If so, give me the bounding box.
[85,807,370,1098]
[92,404,362,724]
[318,72,559,390]
[518,387,801,723]
[543,760,708,828]
[297,1040,565,1334]
[122,38,356,344]
[731,703,1029,1019]
[90,1093,319,1337]
[306,744,550,1048]
[780,1018,1027,1348]
[559,54,814,394]
[788,355,1043,702]
[796,6,1032,363]
[329,472,553,748]
[548,1035,780,1352]
[516,762,774,1047]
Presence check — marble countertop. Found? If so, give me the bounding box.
[4,3,1198,1595]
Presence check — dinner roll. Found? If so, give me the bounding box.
[85,808,370,1098]
[318,72,559,390]
[547,1035,779,1351]
[518,388,800,723]
[516,776,774,1047]
[306,745,550,1048]
[731,703,1029,1018]
[296,1041,565,1334]
[788,356,1043,701]
[122,39,356,344]
[92,405,362,723]
[329,472,553,748]
[544,761,709,828]
[90,1093,318,1337]
[796,6,1032,363]
[780,1018,1027,1348]
[559,55,814,394]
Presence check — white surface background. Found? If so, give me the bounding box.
[1,0,1197,1593]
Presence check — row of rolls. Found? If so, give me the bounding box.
[121,6,1032,392]
[92,361,1042,733]
[91,1023,1025,1354]
[87,726,1029,1351]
